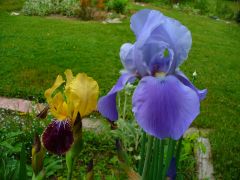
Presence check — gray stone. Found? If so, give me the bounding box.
[135,2,145,6]
[10,12,20,16]
[184,127,215,180]
[103,18,122,24]
[82,118,102,131]
[196,137,215,180]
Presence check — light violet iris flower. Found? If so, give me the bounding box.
[98,9,207,140]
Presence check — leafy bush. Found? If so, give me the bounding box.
[134,0,155,3]
[59,0,81,16]
[106,0,128,14]
[215,1,235,19]
[194,0,210,14]
[22,0,80,16]
[236,10,240,23]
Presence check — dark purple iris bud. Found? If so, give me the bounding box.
[42,120,73,155]
[167,157,177,180]
[86,159,93,173]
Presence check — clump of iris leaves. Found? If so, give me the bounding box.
[0,87,204,179]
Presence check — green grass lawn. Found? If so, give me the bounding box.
[0,0,240,179]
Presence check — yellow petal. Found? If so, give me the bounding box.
[50,92,68,120]
[45,75,65,102]
[65,73,99,120]
[64,69,73,90]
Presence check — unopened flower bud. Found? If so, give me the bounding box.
[32,134,45,175]
[193,70,197,77]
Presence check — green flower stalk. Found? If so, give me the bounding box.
[32,134,45,180]
[66,113,83,180]
[116,139,141,180]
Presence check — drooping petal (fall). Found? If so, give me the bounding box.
[132,75,199,140]
[42,120,73,155]
[175,70,207,101]
[98,73,136,121]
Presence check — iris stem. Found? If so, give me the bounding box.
[142,135,154,180]
[117,94,121,113]
[157,139,165,180]
[67,158,74,180]
[152,138,160,178]
[138,131,147,174]
[123,90,127,120]
[175,137,183,172]
[162,139,176,179]
[148,138,156,180]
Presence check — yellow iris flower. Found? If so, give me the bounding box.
[44,69,99,124]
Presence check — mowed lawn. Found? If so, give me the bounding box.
[0,1,240,179]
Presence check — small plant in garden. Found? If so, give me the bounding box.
[194,0,209,14]
[106,0,128,14]
[236,10,240,23]
[22,0,81,16]
[98,9,207,179]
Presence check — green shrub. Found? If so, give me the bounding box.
[106,0,128,14]
[22,0,80,16]
[59,0,81,16]
[215,1,235,19]
[194,0,210,14]
[236,10,240,23]
[134,0,152,2]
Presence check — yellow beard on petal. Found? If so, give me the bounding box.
[155,72,166,77]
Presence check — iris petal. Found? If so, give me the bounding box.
[175,71,207,101]
[149,47,174,74]
[120,43,135,72]
[130,9,164,46]
[151,16,192,72]
[132,75,199,140]
[120,41,173,77]
[130,9,192,72]
[45,75,65,101]
[42,120,73,155]
[65,73,99,120]
[50,92,68,120]
[98,73,136,121]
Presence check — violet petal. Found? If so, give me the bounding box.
[132,75,199,140]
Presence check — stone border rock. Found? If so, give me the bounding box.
[185,127,215,180]
[0,96,45,113]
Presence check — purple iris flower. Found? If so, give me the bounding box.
[98,9,207,140]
